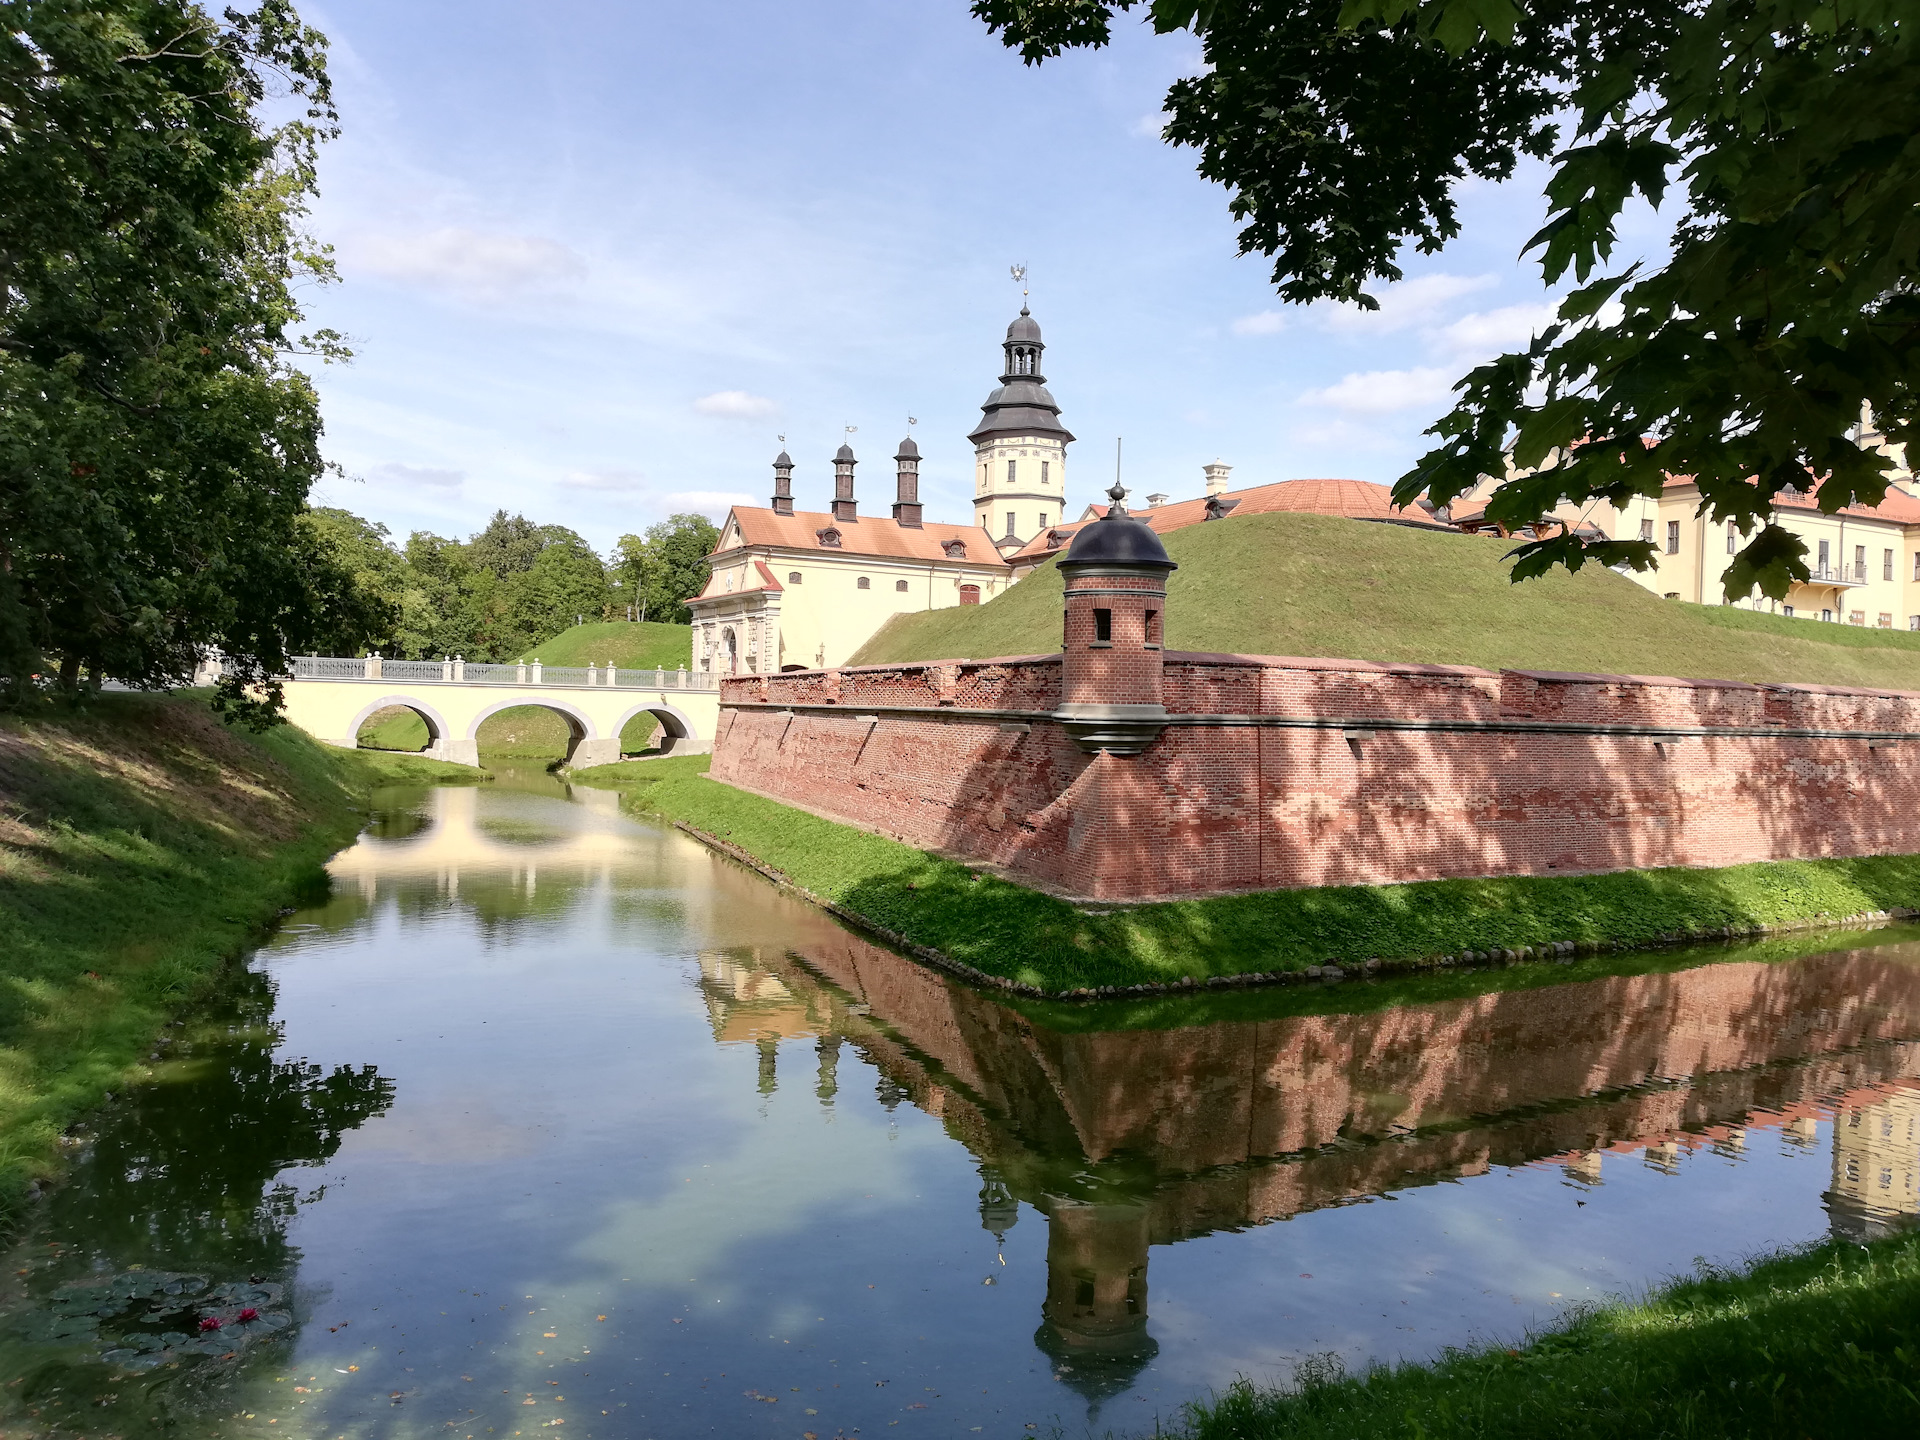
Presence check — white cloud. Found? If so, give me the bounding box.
[1298,366,1458,416]
[1231,310,1287,337]
[352,227,588,298]
[663,490,756,517]
[366,461,465,490]
[692,390,778,419]
[1433,302,1560,357]
[1315,273,1498,335]
[1130,110,1171,138]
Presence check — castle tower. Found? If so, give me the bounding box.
[892,437,923,527]
[831,443,858,523]
[969,306,1074,557]
[1053,484,1176,756]
[771,449,795,516]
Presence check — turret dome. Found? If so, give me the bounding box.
[1063,488,1177,570]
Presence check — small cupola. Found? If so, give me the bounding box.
[771,449,795,516]
[892,437,923,528]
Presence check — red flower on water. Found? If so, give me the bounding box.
[237,1308,259,1323]
[199,1317,222,1332]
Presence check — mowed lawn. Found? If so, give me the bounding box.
[851,511,1920,688]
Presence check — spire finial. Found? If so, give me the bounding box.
[1107,437,1127,515]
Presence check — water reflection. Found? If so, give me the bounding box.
[703,926,1920,1412]
[5,775,1920,1439]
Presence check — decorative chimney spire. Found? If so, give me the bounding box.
[892,438,923,527]
[1203,461,1232,498]
[832,443,858,523]
[771,449,795,516]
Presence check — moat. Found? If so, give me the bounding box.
[5,770,1919,1439]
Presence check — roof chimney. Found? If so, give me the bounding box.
[892,438,923,527]
[771,450,794,516]
[1145,493,1168,509]
[832,443,858,523]
[1203,461,1232,498]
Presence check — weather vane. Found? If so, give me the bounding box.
[777,433,785,444]
[907,415,918,426]
[845,425,857,435]
[1010,263,1028,303]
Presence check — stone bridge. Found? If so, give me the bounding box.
[279,655,720,768]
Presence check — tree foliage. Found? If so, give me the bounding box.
[612,513,721,625]
[973,0,1920,599]
[0,0,383,722]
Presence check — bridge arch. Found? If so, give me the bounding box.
[612,700,704,755]
[347,694,454,752]
[464,696,602,751]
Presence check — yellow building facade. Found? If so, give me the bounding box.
[1451,427,1920,627]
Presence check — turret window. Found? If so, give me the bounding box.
[1007,460,1017,484]
[1093,608,1112,642]
[1041,461,1049,484]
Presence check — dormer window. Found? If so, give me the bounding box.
[816,527,842,548]
[942,539,968,559]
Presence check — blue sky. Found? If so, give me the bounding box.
[295,0,1608,551]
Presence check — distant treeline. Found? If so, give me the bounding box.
[308,508,719,663]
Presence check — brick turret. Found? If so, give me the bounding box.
[1054,484,1176,755]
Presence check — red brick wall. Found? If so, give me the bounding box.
[715,654,1920,901]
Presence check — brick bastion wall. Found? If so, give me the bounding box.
[710,651,1920,902]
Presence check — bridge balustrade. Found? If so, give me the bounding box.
[288,656,718,691]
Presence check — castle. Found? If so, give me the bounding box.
[688,306,1077,673]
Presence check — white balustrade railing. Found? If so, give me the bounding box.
[288,655,719,690]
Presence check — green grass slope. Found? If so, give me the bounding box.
[0,694,476,1226]
[1172,1230,1920,1440]
[850,512,1920,689]
[517,620,692,669]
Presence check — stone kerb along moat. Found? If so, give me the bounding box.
[711,495,1920,902]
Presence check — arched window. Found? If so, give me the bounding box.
[959,584,981,606]
[788,571,802,584]
[895,579,908,592]
[857,576,870,590]
[942,539,967,559]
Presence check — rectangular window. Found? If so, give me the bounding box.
[1886,548,1896,580]
[1639,518,1654,543]
[1041,461,1049,484]
[1727,519,1738,554]
[1879,613,1894,628]
[1093,608,1112,643]
[1005,511,1016,537]
[1822,609,1834,622]
[1006,460,1016,484]
[1783,605,1795,617]
[1666,520,1680,554]
[1911,615,1920,630]
[1856,544,1867,581]
[1819,539,1831,569]
[1849,610,1866,625]
[1144,608,1160,646]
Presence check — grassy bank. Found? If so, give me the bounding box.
[579,756,1920,993]
[1163,1230,1920,1439]
[356,702,659,758]
[0,694,477,1223]
[853,512,1920,690]
[516,619,691,668]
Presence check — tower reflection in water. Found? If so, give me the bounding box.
[695,930,1920,1411]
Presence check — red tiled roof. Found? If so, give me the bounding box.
[1663,474,1920,525]
[1011,477,1436,561]
[695,559,785,602]
[715,507,1008,566]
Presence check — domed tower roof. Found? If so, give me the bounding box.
[894,436,920,459]
[968,306,1075,447]
[834,442,856,463]
[1063,486,1177,570]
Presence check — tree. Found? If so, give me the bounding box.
[0,0,370,723]
[300,508,405,654]
[613,513,719,625]
[973,0,1919,600]
[510,530,609,655]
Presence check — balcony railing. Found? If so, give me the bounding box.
[286,656,718,691]
[1808,565,1870,588]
